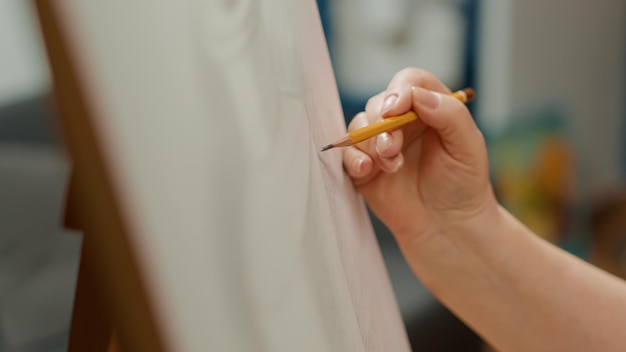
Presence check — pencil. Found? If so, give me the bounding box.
[320,87,475,152]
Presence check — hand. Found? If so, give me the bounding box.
[343,68,499,244]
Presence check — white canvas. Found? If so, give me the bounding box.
[53,1,410,351]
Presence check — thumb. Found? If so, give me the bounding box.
[411,86,484,161]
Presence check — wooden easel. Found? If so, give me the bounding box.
[63,173,118,352]
[35,1,166,350]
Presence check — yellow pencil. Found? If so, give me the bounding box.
[320,87,475,152]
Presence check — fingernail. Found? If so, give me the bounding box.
[380,94,398,114]
[376,132,392,155]
[411,86,440,110]
[391,154,404,173]
[382,154,404,173]
[353,157,364,175]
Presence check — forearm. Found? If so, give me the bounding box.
[399,206,626,351]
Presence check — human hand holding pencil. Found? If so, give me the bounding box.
[340,68,626,352]
[340,68,497,243]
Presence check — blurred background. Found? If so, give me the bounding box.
[1,0,625,351]
[0,1,80,351]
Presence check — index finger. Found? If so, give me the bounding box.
[381,68,451,117]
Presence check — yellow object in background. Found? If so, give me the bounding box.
[487,107,590,256]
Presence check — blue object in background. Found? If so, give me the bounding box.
[317,0,480,125]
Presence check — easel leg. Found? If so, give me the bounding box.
[68,243,119,352]
[65,172,118,351]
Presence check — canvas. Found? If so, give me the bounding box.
[46,1,410,350]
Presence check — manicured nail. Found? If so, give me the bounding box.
[411,86,440,110]
[392,154,404,172]
[353,157,364,175]
[376,132,392,155]
[380,94,398,114]
[382,154,404,173]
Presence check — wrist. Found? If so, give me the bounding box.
[393,191,504,249]
[395,201,524,301]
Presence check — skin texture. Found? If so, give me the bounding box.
[343,68,626,351]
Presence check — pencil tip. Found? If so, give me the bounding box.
[320,144,334,152]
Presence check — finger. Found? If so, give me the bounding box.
[411,86,484,162]
[359,133,404,174]
[365,94,404,159]
[364,91,386,115]
[382,68,451,117]
[348,111,404,174]
[344,111,378,183]
[377,68,451,144]
[343,146,374,179]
